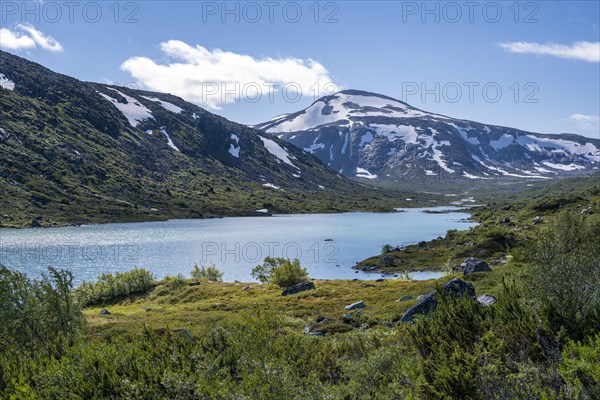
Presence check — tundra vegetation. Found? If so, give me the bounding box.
[1,206,599,399]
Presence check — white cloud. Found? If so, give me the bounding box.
[567,114,600,131]
[0,23,63,52]
[499,41,599,62]
[121,40,337,109]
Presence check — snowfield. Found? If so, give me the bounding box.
[98,89,154,127]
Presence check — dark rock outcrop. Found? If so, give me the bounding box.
[400,278,475,322]
[461,258,491,275]
[281,281,316,296]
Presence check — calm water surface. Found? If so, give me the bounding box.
[0,207,476,284]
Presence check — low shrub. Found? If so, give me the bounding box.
[74,268,156,306]
[251,257,309,288]
[191,264,223,282]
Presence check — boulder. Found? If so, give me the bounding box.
[375,278,385,283]
[304,324,324,336]
[172,329,193,339]
[379,257,394,266]
[477,294,497,306]
[417,241,427,247]
[31,219,42,228]
[281,281,315,296]
[189,281,200,286]
[242,286,250,291]
[99,309,111,315]
[532,216,543,225]
[461,258,491,275]
[490,256,507,266]
[396,295,414,302]
[345,300,366,310]
[400,278,475,322]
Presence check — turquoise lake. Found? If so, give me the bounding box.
[0,207,476,284]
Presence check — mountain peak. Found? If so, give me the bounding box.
[257,90,600,181]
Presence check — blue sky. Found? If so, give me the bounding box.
[1,1,599,138]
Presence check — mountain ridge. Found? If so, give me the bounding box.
[0,51,422,228]
[257,89,600,182]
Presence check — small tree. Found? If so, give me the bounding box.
[191,264,223,282]
[381,244,394,254]
[251,257,309,288]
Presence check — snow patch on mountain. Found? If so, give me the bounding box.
[260,136,298,168]
[229,134,240,158]
[304,143,325,153]
[542,161,585,171]
[490,134,515,150]
[262,183,283,190]
[0,73,15,90]
[98,89,154,127]
[370,124,419,144]
[141,96,183,114]
[160,127,180,151]
[360,132,374,147]
[356,167,377,179]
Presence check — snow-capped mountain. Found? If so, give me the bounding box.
[256,90,600,181]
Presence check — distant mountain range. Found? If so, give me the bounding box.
[0,52,415,227]
[256,90,600,181]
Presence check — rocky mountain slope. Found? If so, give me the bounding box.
[0,52,420,227]
[256,90,600,181]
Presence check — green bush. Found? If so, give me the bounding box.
[74,268,156,306]
[161,273,187,290]
[251,257,309,288]
[191,264,223,282]
[0,266,83,358]
[524,211,600,339]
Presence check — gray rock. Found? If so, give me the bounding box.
[375,278,385,283]
[172,329,193,339]
[461,258,491,275]
[396,295,414,302]
[477,294,497,306]
[281,281,316,296]
[400,278,475,322]
[490,256,507,266]
[242,286,250,291]
[31,219,42,228]
[99,309,111,315]
[304,324,324,336]
[345,300,366,310]
[532,216,542,225]
[417,241,427,247]
[189,281,200,286]
[416,294,425,301]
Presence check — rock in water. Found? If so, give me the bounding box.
[345,300,366,310]
[461,258,491,275]
[281,281,316,296]
[400,278,475,322]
